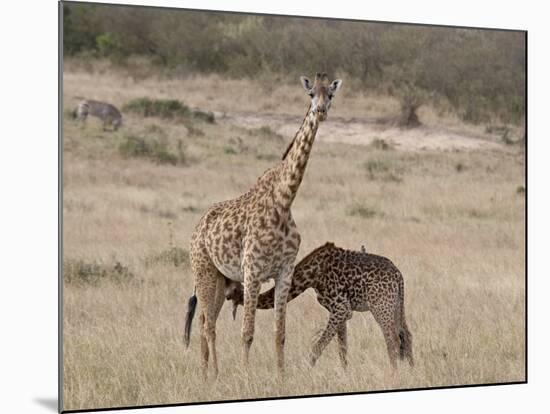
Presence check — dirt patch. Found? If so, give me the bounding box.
[216,111,505,152]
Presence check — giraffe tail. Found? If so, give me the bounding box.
[183,292,198,349]
[398,328,413,364]
[396,277,414,366]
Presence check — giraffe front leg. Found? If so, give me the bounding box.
[241,274,261,371]
[310,304,351,367]
[273,264,293,378]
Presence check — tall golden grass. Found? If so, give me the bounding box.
[62,68,525,411]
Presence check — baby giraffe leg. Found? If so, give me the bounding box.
[310,304,352,367]
[273,264,294,378]
[372,304,400,373]
[336,322,348,369]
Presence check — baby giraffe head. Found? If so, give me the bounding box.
[300,72,342,121]
[224,278,244,320]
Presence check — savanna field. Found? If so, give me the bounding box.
[62,63,525,411]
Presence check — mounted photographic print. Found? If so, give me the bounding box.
[60,1,526,412]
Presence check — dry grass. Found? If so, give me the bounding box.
[62,67,525,411]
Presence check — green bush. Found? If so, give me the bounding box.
[64,108,78,120]
[467,208,490,219]
[63,4,99,55]
[455,162,466,172]
[364,159,402,182]
[369,138,393,151]
[255,153,278,162]
[96,32,122,57]
[348,204,381,219]
[185,124,205,137]
[191,110,215,124]
[255,125,283,141]
[123,98,190,118]
[118,135,184,165]
[145,247,189,267]
[224,146,238,155]
[64,259,134,286]
[365,159,390,174]
[119,135,151,158]
[123,98,215,124]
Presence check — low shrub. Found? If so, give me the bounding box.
[145,247,189,268]
[364,159,402,182]
[185,124,205,137]
[255,125,284,141]
[64,259,134,286]
[124,97,189,118]
[369,138,393,151]
[65,108,78,120]
[348,204,381,219]
[124,97,215,124]
[224,146,239,155]
[118,135,185,165]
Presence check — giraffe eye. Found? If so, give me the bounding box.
[309,93,315,98]
[328,94,333,100]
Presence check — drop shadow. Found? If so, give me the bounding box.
[34,397,58,412]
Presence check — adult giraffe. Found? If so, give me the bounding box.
[184,73,342,379]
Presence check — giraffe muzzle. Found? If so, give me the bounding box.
[316,108,328,121]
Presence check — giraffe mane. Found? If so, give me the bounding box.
[281,136,296,161]
[281,72,330,161]
[296,241,336,267]
[282,104,312,161]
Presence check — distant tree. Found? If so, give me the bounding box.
[63,3,100,55]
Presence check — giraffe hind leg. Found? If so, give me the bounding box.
[371,304,400,371]
[199,313,208,380]
[193,256,225,380]
[398,322,414,367]
[336,322,348,369]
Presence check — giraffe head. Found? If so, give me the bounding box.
[300,72,342,121]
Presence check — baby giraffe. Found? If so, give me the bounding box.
[225,242,414,370]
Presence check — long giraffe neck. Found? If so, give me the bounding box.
[275,107,319,210]
[255,255,319,309]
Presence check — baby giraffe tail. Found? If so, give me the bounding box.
[183,291,198,348]
[396,277,414,367]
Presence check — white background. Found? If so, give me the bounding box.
[0,0,546,412]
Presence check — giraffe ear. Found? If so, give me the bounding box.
[329,79,343,95]
[300,76,312,92]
